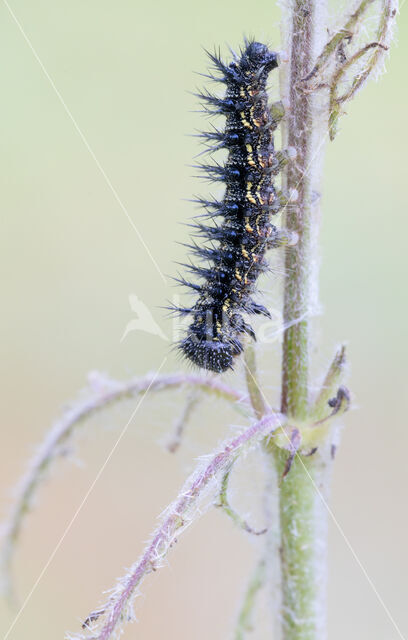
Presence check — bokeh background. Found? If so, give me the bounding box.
[0,1,407,638]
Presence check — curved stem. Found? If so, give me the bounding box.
[71,413,282,640]
[166,388,201,452]
[0,372,248,598]
[218,460,267,536]
[301,0,376,86]
[329,0,397,138]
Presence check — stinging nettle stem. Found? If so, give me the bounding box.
[273,0,396,634]
[281,0,325,419]
[276,0,329,638]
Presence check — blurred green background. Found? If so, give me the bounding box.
[0,1,407,638]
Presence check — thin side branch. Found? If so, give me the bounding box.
[311,345,347,420]
[166,388,202,452]
[234,557,267,640]
[301,0,376,86]
[329,0,397,138]
[67,413,282,640]
[244,345,268,419]
[218,460,267,536]
[0,372,248,597]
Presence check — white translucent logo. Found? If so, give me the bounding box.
[120,294,169,343]
[121,293,286,345]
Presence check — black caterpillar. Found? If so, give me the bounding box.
[174,41,291,373]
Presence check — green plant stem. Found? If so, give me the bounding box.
[329,0,396,138]
[276,1,329,638]
[235,558,267,639]
[219,460,267,536]
[273,448,328,640]
[301,0,376,86]
[311,345,346,420]
[281,0,318,419]
[244,344,268,419]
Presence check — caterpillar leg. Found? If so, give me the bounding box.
[230,314,256,341]
[270,100,285,125]
[274,147,297,172]
[267,227,299,249]
[270,187,298,214]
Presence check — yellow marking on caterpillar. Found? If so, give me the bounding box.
[246,143,256,167]
[245,217,254,233]
[255,183,263,205]
[249,105,262,128]
[255,179,268,206]
[235,269,242,281]
[255,215,261,234]
[249,106,261,128]
[240,112,252,129]
[241,247,249,259]
[246,181,256,205]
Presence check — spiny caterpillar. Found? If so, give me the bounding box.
[174,40,293,373]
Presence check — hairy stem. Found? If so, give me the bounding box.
[301,0,376,86]
[311,345,346,420]
[70,413,282,640]
[281,0,323,418]
[0,372,248,598]
[329,0,396,136]
[273,448,329,640]
[244,344,268,419]
[218,460,267,536]
[167,388,201,452]
[235,557,267,639]
[276,0,328,638]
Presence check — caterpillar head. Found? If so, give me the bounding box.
[242,42,279,74]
